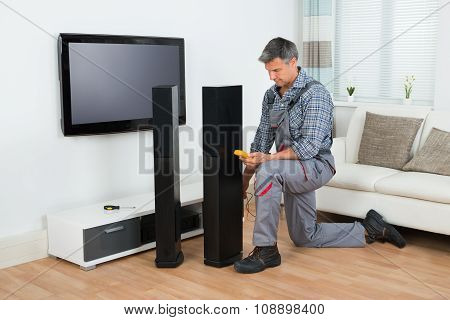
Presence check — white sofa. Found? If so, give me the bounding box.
[316,106,450,235]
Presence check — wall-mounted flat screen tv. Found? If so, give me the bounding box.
[58,33,186,136]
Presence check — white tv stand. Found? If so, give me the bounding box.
[47,181,203,271]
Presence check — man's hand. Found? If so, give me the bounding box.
[240,152,272,170]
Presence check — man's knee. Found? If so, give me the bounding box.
[290,225,323,248]
[257,160,283,176]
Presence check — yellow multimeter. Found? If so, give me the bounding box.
[234,150,249,159]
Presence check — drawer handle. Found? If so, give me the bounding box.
[104,225,125,234]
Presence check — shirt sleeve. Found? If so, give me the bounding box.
[250,91,275,154]
[290,89,333,160]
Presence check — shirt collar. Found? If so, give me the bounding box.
[293,67,308,89]
[271,67,308,96]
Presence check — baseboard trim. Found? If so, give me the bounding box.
[0,230,48,269]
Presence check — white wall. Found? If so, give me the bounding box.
[433,0,450,110]
[0,0,299,238]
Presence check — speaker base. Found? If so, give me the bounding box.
[204,252,243,268]
[155,251,184,268]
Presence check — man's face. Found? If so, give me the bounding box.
[265,57,298,88]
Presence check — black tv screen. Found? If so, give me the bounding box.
[58,34,186,136]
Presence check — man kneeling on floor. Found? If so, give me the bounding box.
[234,37,406,274]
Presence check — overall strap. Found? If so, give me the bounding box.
[266,90,276,107]
[287,80,321,111]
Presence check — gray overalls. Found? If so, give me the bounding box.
[253,81,366,248]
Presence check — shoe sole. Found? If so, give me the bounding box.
[385,224,406,248]
[234,257,281,274]
[367,210,406,248]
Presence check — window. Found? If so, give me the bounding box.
[334,0,439,105]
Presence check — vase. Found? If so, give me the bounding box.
[403,98,412,105]
[347,96,354,103]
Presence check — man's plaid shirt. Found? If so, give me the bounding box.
[250,69,334,160]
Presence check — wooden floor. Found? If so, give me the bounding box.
[1,206,449,300]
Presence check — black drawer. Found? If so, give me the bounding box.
[83,218,140,262]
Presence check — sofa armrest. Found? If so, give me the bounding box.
[331,137,346,164]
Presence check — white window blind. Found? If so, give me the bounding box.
[334,0,439,105]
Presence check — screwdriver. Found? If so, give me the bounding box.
[104,205,136,211]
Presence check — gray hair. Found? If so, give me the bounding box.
[258,37,298,64]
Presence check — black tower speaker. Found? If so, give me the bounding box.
[153,85,184,268]
[202,86,243,267]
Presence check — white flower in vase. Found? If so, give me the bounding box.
[404,75,415,104]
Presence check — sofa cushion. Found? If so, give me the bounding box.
[327,163,399,192]
[418,110,450,148]
[375,172,450,204]
[358,112,423,170]
[345,106,430,164]
[403,128,450,176]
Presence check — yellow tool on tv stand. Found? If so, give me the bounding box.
[234,150,249,159]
